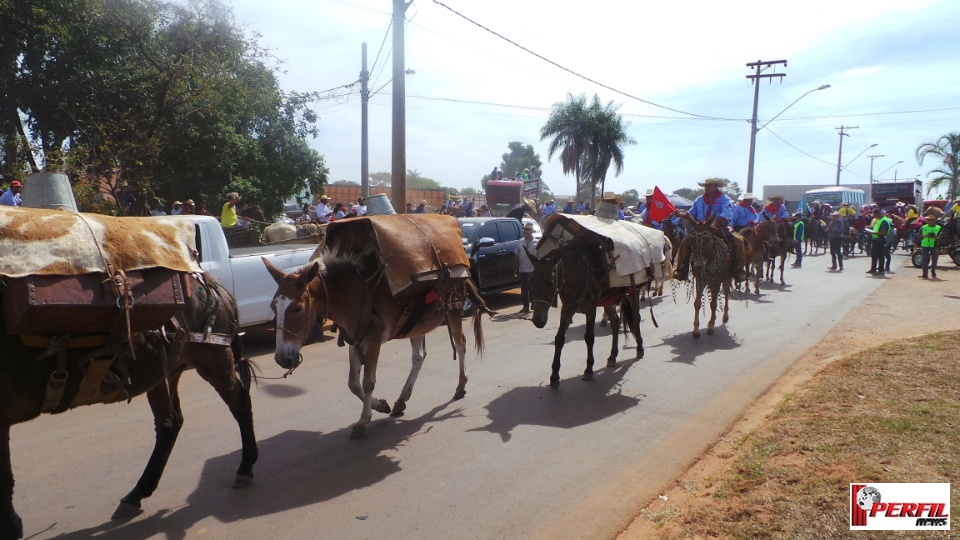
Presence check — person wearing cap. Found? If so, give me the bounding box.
[478,204,492,217]
[730,192,759,232]
[865,208,892,275]
[673,177,746,282]
[0,180,22,207]
[513,221,539,314]
[405,201,415,214]
[220,192,241,228]
[315,195,333,223]
[826,211,847,271]
[170,201,184,215]
[353,196,367,216]
[919,214,942,279]
[760,194,788,221]
[415,200,426,214]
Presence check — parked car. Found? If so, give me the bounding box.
[458,217,523,295]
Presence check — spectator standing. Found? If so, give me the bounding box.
[563,199,576,214]
[865,208,891,276]
[514,222,538,314]
[0,180,22,207]
[919,214,941,279]
[170,201,184,215]
[826,211,846,271]
[791,215,805,268]
[182,199,196,214]
[415,201,426,214]
[405,202,414,214]
[118,183,136,211]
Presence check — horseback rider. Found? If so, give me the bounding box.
[808,200,824,220]
[730,192,759,232]
[838,201,857,219]
[672,177,747,283]
[760,194,788,221]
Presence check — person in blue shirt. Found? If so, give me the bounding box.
[672,177,745,283]
[562,199,576,214]
[760,194,789,221]
[730,193,760,232]
[0,180,22,207]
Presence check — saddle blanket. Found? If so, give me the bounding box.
[0,206,201,277]
[538,213,667,287]
[322,213,470,298]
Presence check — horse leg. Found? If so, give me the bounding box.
[722,281,731,324]
[693,284,703,339]
[0,424,22,540]
[113,367,186,520]
[190,344,258,488]
[582,307,598,381]
[392,336,427,417]
[348,341,388,439]
[549,306,575,388]
[604,304,620,368]
[448,313,468,400]
[707,284,719,335]
[624,291,644,359]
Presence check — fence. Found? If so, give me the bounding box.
[322,185,449,211]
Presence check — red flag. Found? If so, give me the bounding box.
[647,186,676,224]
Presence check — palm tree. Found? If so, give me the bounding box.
[580,96,635,200]
[915,132,960,199]
[540,93,590,200]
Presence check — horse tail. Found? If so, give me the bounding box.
[621,293,642,342]
[465,279,494,356]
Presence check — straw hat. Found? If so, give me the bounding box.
[739,192,755,201]
[840,202,850,207]
[768,194,784,201]
[185,199,194,205]
[697,177,728,187]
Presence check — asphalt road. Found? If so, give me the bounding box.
[10,250,902,539]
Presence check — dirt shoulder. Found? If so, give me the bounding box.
[619,257,960,538]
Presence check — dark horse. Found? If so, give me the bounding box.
[527,242,643,389]
[238,203,267,224]
[682,217,732,338]
[0,273,257,539]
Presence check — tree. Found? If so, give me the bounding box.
[619,189,640,206]
[407,169,440,189]
[580,96,636,200]
[541,93,591,200]
[721,180,742,200]
[674,187,703,200]
[2,0,327,218]
[460,186,479,196]
[369,171,392,187]
[916,132,960,199]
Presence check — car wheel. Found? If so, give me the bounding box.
[911,250,923,268]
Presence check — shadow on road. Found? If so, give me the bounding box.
[659,325,742,365]
[469,358,643,442]
[51,403,463,540]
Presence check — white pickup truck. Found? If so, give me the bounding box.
[160,215,317,328]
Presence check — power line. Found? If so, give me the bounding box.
[369,19,393,83]
[429,0,741,122]
[764,127,835,167]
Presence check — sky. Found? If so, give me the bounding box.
[227,0,960,199]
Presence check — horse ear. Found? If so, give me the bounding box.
[262,257,286,284]
[296,261,321,287]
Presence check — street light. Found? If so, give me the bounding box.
[836,143,877,186]
[874,160,904,182]
[746,84,830,193]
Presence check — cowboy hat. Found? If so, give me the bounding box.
[319,194,330,200]
[768,194,784,200]
[642,188,655,197]
[840,202,850,206]
[697,177,728,187]
[185,199,195,205]
[173,201,183,206]
[830,211,840,216]
[739,192,755,200]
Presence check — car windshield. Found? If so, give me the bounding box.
[460,222,477,243]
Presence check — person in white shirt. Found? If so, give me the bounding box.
[315,195,333,223]
[513,222,539,314]
[352,196,367,216]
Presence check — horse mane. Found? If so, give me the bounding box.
[317,247,375,278]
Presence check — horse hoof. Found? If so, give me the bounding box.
[581,372,593,381]
[3,512,23,540]
[390,401,407,417]
[453,389,466,400]
[606,358,617,368]
[232,473,254,489]
[372,399,391,414]
[637,349,644,359]
[111,501,143,520]
[349,424,367,439]
[707,328,715,335]
[693,332,701,339]
[549,377,560,389]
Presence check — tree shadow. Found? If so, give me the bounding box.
[51,403,462,540]
[660,326,742,365]
[470,358,643,442]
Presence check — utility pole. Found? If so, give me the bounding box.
[835,125,858,186]
[867,154,884,183]
[360,43,369,198]
[391,0,411,211]
[745,59,787,194]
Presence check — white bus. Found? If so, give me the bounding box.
[798,186,866,214]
